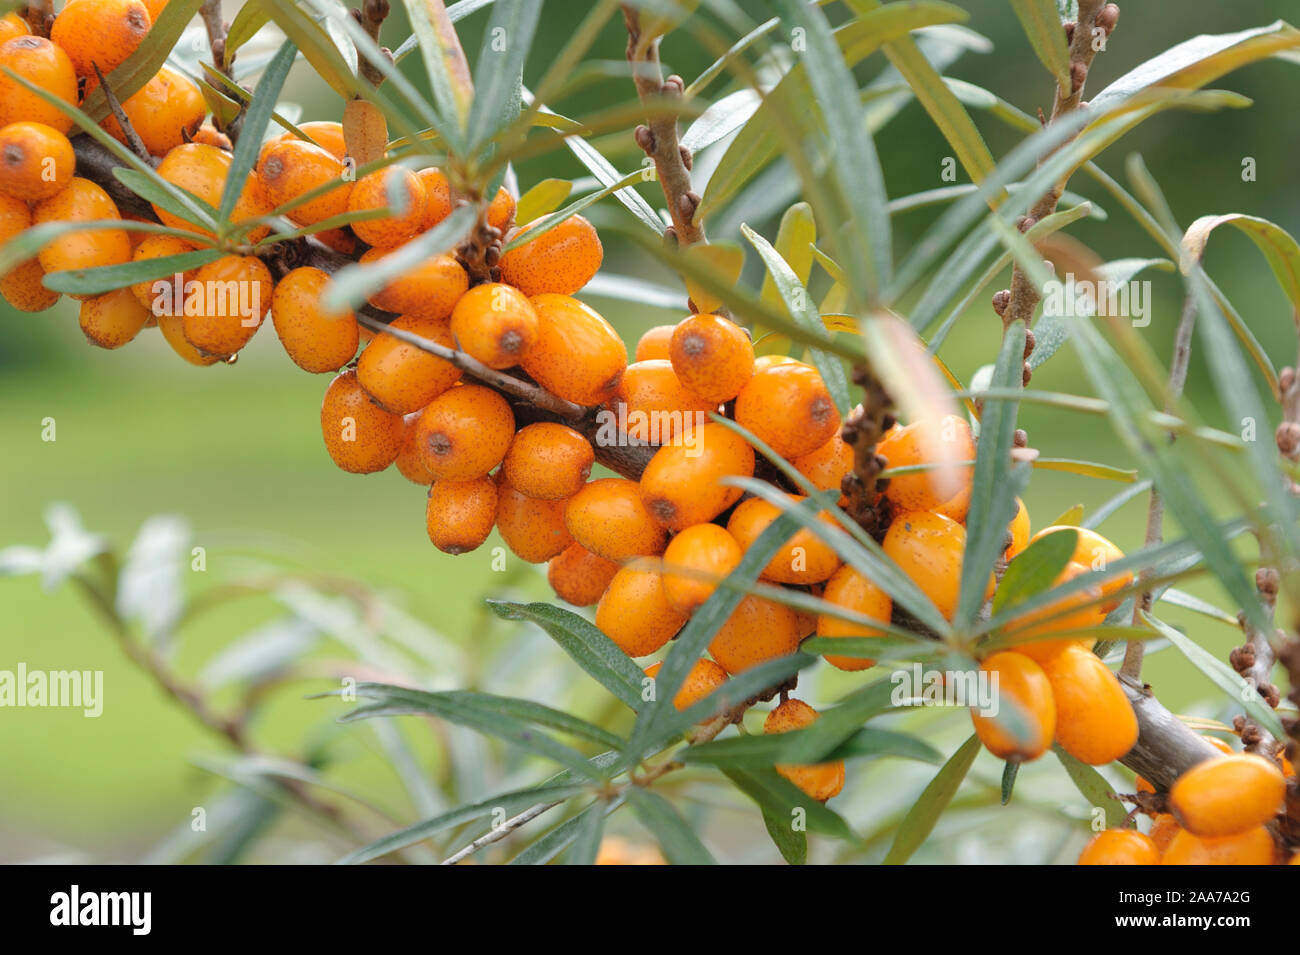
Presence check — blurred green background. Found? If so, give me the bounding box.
[1,0,1297,862]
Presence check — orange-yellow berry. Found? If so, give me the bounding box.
[1169,753,1286,837]
[256,138,352,226]
[709,594,801,674]
[595,560,688,658]
[413,384,515,482]
[1006,497,1031,559]
[792,435,854,503]
[347,167,427,248]
[734,361,840,460]
[764,699,844,801]
[634,324,675,362]
[1,257,60,312]
[547,542,620,607]
[639,422,754,531]
[876,415,975,520]
[356,315,462,414]
[130,235,197,313]
[501,422,594,500]
[0,36,78,133]
[360,248,468,321]
[0,121,74,200]
[727,494,842,585]
[270,266,359,373]
[669,314,754,404]
[661,523,743,614]
[449,282,538,369]
[1029,525,1131,612]
[1003,561,1105,664]
[1162,826,1275,865]
[522,293,627,405]
[970,650,1056,762]
[644,659,729,713]
[565,477,667,561]
[1077,830,1159,865]
[320,368,405,473]
[605,360,716,444]
[33,178,131,283]
[882,510,990,622]
[426,476,498,555]
[495,477,573,562]
[102,66,205,157]
[51,0,150,77]
[1039,643,1137,766]
[816,564,891,670]
[181,254,273,358]
[79,287,150,349]
[395,413,436,485]
[499,214,603,296]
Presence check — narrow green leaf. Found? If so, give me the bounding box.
[400,0,473,145]
[1008,0,1072,90]
[219,41,297,224]
[722,768,857,840]
[113,168,217,231]
[468,0,539,147]
[992,528,1077,615]
[1054,745,1127,828]
[1033,458,1139,482]
[1156,588,1238,626]
[42,248,224,297]
[510,793,626,864]
[882,733,980,864]
[487,600,647,710]
[627,788,717,865]
[565,800,607,865]
[761,806,808,865]
[515,178,573,225]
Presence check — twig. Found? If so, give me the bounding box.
[1120,290,1197,680]
[440,802,561,864]
[622,5,705,249]
[23,1,52,37]
[200,0,231,79]
[1002,1,1117,328]
[93,65,155,166]
[353,0,392,89]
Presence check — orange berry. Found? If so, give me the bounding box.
[764,699,844,801]
[604,360,716,444]
[495,477,573,562]
[417,166,452,230]
[727,495,842,585]
[320,369,404,473]
[356,314,462,413]
[269,266,359,373]
[522,293,627,405]
[130,235,196,312]
[661,523,743,614]
[33,178,131,282]
[449,282,538,369]
[734,361,840,460]
[51,0,150,77]
[264,122,348,162]
[0,121,74,200]
[1039,644,1138,766]
[256,139,352,226]
[634,324,675,362]
[191,123,232,150]
[1006,497,1031,559]
[395,413,436,485]
[792,435,854,502]
[876,415,975,519]
[1077,829,1159,865]
[816,564,891,670]
[669,314,755,403]
[595,560,688,658]
[1169,753,1285,837]
[639,421,754,531]
[413,384,515,481]
[565,477,667,561]
[486,186,515,233]
[644,659,729,713]
[157,312,218,366]
[499,214,602,296]
[1,257,59,312]
[1029,525,1130,612]
[970,651,1056,762]
[347,166,427,248]
[180,254,273,358]
[360,247,468,320]
[1004,561,1105,664]
[0,13,28,46]
[79,287,150,349]
[500,422,594,500]
[0,189,25,240]
[882,510,989,621]
[547,542,620,607]
[155,143,269,241]
[709,594,801,674]
[426,476,498,555]
[1162,826,1275,865]
[0,36,78,133]
[1148,814,1180,854]
[102,66,205,156]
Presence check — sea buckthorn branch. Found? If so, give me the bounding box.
[353,0,392,89]
[199,0,232,79]
[840,364,894,537]
[622,5,705,249]
[22,1,52,37]
[1000,0,1117,330]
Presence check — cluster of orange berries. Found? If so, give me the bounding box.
[1080,744,1296,865]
